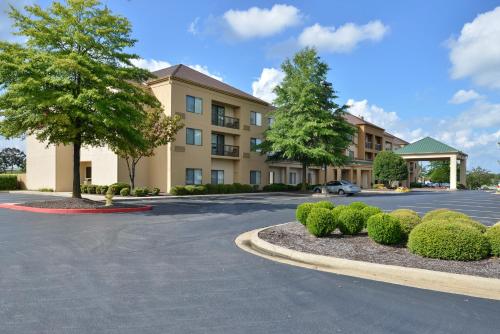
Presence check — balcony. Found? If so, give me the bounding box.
[211,144,239,157]
[375,143,382,151]
[365,142,373,149]
[212,115,240,129]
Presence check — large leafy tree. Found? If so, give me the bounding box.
[262,48,355,191]
[427,161,450,184]
[0,148,26,173]
[111,109,183,190]
[0,0,160,198]
[373,151,408,186]
[466,167,496,189]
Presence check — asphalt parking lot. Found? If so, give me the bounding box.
[0,190,498,333]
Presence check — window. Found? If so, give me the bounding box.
[186,128,202,145]
[250,138,262,152]
[186,95,203,114]
[250,170,261,185]
[268,117,275,127]
[250,111,262,126]
[212,104,225,125]
[289,172,297,185]
[348,150,354,159]
[211,170,224,185]
[85,166,92,179]
[186,168,202,185]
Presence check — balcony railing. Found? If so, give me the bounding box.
[375,143,382,151]
[212,115,240,129]
[365,142,373,149]
[211,144,239,157]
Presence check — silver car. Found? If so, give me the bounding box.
[313,180,361,195]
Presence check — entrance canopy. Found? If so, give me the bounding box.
[394,137,467,190]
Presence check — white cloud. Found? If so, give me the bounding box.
[131,58,172,72]
[188,17,199,35]
[453,100,500,128]
[251,68,285,103]
[187,64,223,81]
[131,59,223,81]
[346,99,400,130]
[448,7,500,89]
[448,89,482,104]
[223,4,301,39]
[298,20,389,53]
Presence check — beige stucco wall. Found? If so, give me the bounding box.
[26,136,56,190]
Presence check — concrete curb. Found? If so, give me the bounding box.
[235,224,500,301]
[0,203,152,214]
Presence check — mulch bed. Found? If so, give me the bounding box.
[22,198,139,209]
[259,222,500,279]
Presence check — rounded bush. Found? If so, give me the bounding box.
[349,201,367,210]
[120,188,130,196]
[447,218,486,233]
[132,188,144,197]
[306,208,336,237]
[485,223,500,256]
[151,187,160,196]
[390,209,418,217]
[296,203,316,225]
[314,200,335,210]
[433,210,469,221]
[390,212,422,237]
[367,213,403,245]
[360,206,382,227]
[422,208,450,222]
[408,220,490,261]
[337,208,364,235]
[100,185,109,195]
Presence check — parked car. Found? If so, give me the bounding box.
[312,180,361,195]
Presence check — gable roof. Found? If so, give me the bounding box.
[344,112,384,130]
[394,136,465,155]
[148,64,269,106]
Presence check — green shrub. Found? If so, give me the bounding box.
[38,187,54,192]
[485,223,500,256]
[367,213,403,245]
[422,208,450,222]
[296,203,316,225]
[95,185,102,194]
[171,183,254,195]
[87,185,96,194]
[132,188,146,197]
[432,210,469,221]
[262,183,300,192]
[306,208,336,237]
[445,218,486,233]
[80,184,87,193]
[390,212,422,237]
[151,187,160,196]
[120,188,130,196]
[100,185,108,195]
[360,206,383,227]
[331,205,348,221]
[390,209,418,216]
[143,187,150,195]
[408,220,490,261]
[0,174,18,190]
[184,185,207,195]
[349,201,367,210]
[170,186,188,195]
[337,208,364,235]
[109,182,130,195]
[315,200,335,210]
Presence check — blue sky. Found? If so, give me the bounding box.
[1,0,500,171]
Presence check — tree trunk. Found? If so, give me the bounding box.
[324,164,327,185]
[301,162,307,191]
[72,139,81,198]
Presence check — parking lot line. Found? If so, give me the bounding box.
[413,202,499,209]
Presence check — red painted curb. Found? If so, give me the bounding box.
[0,203,152,214]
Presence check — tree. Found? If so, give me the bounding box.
[0,0,160,198]
[427,161,450,184]
[467,167,495,189]
[262,48,355,191]
[373,151,408,186]
[0,148,26,172]
[111,108,183,189]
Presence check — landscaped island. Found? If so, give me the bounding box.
[259,201,500,278]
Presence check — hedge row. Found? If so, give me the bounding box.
[80,183,160,196]
[294,203,498,261]
[0,174,18,190]
[170,183,258,195]
[262,183,301,192]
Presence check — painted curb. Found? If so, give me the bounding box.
[0,203,152,214]
[235,225,500,301]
